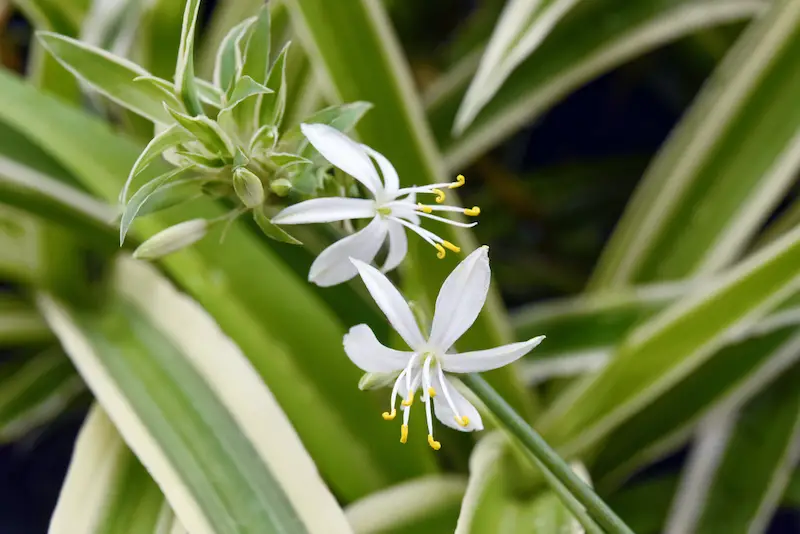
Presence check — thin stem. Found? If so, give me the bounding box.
[461,373,635,534]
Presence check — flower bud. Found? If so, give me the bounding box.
[233,168,265,208]
[269,178,292,197]
[133,219,208,260]
[358,371,400,391]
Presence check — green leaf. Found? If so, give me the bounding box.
[668,365,800,534]
[241,5,272,85]
[226,75,274,109]
[590,0,800,289]
[38,257,354,533]
[0,347,82,443]
[259,43,290,129]
[50,405,173,533]
[37,31,180,123]
[345,475,466,533]
[122,123,195,204]
[0,68,437,497]
[453,0,583,133]
[253,206,302,245]
[268,152,311,168]
[174,0,203,116]
[213,17,255,93]
[0,297,52,346]
[286,0,534,418]
[430,0,763,172]
[539,224,800,456]
[196,78,224,109]
[121,166,195,245]
[167,107,237,158]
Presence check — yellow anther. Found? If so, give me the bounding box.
[416,203,433,214]
[442,241,460,253]
[401,391,414,406]
[382,409,396,420]
[400,424,409,444]
[432,188,446,203]
[428,387,436,397]
[454,415,470,427]
[449,174,466,189]
[435,244,446,259]
[464,206,481,217]
[427,435,442,450]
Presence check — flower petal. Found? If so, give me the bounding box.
[439,336,545,373]
[272,197,376,225]
[428,246,491,350]
[432,374,483,432]
[351,259,426,350]
[343,324,413,372]
[362,145,399,196]
[301,123,382,195]
[309,217,387,287]
[381,220,408,274]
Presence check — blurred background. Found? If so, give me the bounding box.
[0,0,798,532]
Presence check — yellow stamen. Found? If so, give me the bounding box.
[442,241,460,253]
[416,203,432,214]
[382,409,396,420]
[400,424,409,444]
[449,174,466,189]
[428,387,436,397]
[435,244,446,259]
[401,390,414,406]
[427,434,441,450]
[432,188,446,203]
[454,415,470,427]
[464,206,481,217]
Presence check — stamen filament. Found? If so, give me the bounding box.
[437,363,469,428]
[415,210,479,228]
[385,367,407,420]
[422,356,440,450]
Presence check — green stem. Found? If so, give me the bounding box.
[462,374,635,534]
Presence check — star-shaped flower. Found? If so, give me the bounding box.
[272,123,481,286]
[345,246,545,449]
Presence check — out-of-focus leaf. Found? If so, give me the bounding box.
[213,18,254,94]
[453,0,584,134]
[37,32,180,123]
[0,205,43,282]
[0,68,437,498]
[259,43,290,130]
[0,297,52,346]
[198,0,267,78]
[286,0,534,418]
[0,347,83,443]
[591,0,800,289]
[345,475,466,534]
[592,327,800,489]
[430,0,764,171]
[39,257,354,534]
[139,0,185,79]
[253,206,302,245]
[539,224,800,456]
[606,475,678,534]
[50,404,179,533]
[662,365,800,534]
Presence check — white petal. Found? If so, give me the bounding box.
[381,220,408,274]
[439,336,545,373]
[272,197,375,225]
[343,324,413,372]
[432,374,483,432]
[429,246,491,350]
[309,217,387,287]
[362,145,399,195]
[301,123,382,195]
[351,259,426,350]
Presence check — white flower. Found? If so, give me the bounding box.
[344,246,545,450]
[272,123,481,286]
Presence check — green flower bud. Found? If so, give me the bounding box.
[269,178,292,197]
[133,219,208,260]
[358,371,401,391]
[233,168,265,208]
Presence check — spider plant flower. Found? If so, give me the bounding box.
[271,123,481,286]
[344,246,545,449]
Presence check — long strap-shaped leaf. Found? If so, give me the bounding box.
[590,0,800,289]
[539,223,800,455]
[39,257,353,534]
[285,0,533,417]
[664,364,800,534]
[50,405,173,533]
